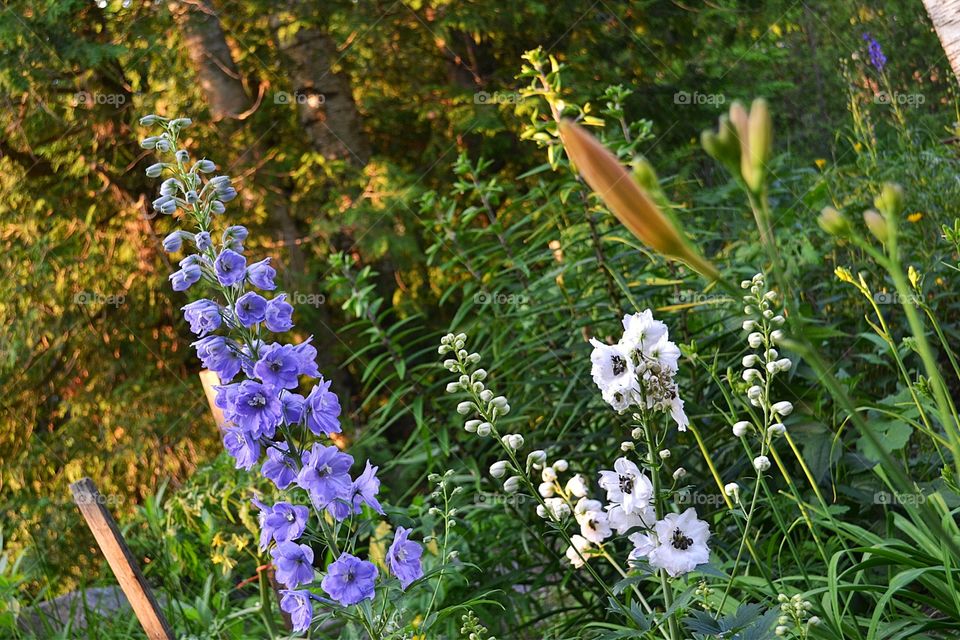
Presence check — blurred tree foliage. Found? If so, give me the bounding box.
[0,0,950,594]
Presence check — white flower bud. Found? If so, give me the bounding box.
[744,305,754,315]
[771,315,785,326]
[771,329,785,342]
[538,482,555,497]
[631,427,643,440]
[503,434,523,450]
[445,382,462,393]
[747,385,763,400]
[748,332,764,348]
[489,460,509,478]
[659,449,671,459]
[541,466,557,482]
[491,396,508,408]
[472,368,487,380]
[763,309,775,319]
[456,401,473,415]
[743,368,762,382]
[553,459,569,472]
[724,482,740,497]
[775,626,788,636]
[740,280,752,289]
[527,450,547,466]
[620,441,635,452]
[753,455,771,472]
[776,358,792,371]
[565,474,588,498]
[767,423,786,437]
[742,354,759,367]
[503,476,522,493]
[673,467,687,480]
[536,505,548,518]
[808,616,821,625]
[732,421,751,437]
[479,389,493,402]
[476,423,492,437]
[743,320,757,331]
[765,348,779,360]
[464,420,480,433]
[772,401,794,416]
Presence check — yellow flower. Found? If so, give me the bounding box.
[814,158,827,170]
[853,142,863,153]
[908,212,923,223]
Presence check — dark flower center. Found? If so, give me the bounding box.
[619,475,634,494]
[611,354,627,376]
[249,394,266,408]
[317,464,332,478]
[671,527,694,551]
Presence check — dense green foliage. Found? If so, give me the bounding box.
[3,0,960,638]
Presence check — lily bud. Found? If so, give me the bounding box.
[559,120,720,281]
[818,206,850,237]
[874,182,904,217]
[746,98,772,190]
[863,209,890,243]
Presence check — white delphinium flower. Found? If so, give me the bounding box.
[542,497,571,520]
[608,503,654,535]
[772,401,794,416]
[753,455,771,472]
[597,457,653,516]
[565,534,592,568]
[503,476,522,493]
[553,459,569,472]
[732,421,751,437]
[673,467,687,480]
[724,482,740,499]
[541,466,557,483]
[489,460,509,479]
[538,482,555,498]
[574,498,612,544]
[565,474,588,498]
[620,309,667,348]
[589,339,638,412]
[646,508,711,577]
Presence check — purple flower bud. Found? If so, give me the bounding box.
[185,190,199,204]
[182,299,222,336]
[139,114,161,126]
[194,231,212,251]
[160,178,180,197]
[210,200,226,215]
[169,264,201,292]
[146,163,164,178]
[155,139,171,153]
[175,149,189,163]
[193,159,216,173]
[162,231,183,253]
[170,117,193,128]
[140,136,159,149]
[218,186,238,203]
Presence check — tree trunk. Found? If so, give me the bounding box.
[168,0,249,121]
[273,18,371,165]
[923,0,960,80]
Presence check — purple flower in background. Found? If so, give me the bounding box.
[281,392,305,424]
[262,442,297,489]
[231,380,283,437]
[194,336,243,381]
[247,258,277,290]
[271,541,315,588]
[194,231,212,251]
[223,426,260,470]
[321,553,377,606]
[258,501,309,549]
[182,299,221,336]
[254,343,301,390]
[297,444,353,506]
[162,231,183,253]
[265,295,295,333]
[862,33,886,71]
[169,263,201,292]
[279,590,314,632]
[304,378,341,436]
[215,248,246,286]
[235,291,267,327]
[386,526,424,589]
[292,338,321,378]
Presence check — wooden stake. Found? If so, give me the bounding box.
[70,478,174,640]
[199,368,226,430]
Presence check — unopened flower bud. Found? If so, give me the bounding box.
[724,482,740,497]
[456,401,473,415]
[553,459,569,472]
[659,449,671,459]
[732,421,751,437]
[772,401,794,416]
[489,460,509,478]
[673,467,687,480]
[145,163,165,178]
[748,332,764,348]
[503,476,521,493]
[476,423,492,437]
[818,206,851,236]
[538,482,555,497]
[527,450,547,466]
[139,114,161,126]
[541,466,557,482]
[863,209,890,243]
[753,455,771,472]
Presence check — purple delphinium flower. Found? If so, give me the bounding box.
[254,343,302,390]
[386,526,424,589]
[279,590,314,633]
[169,263,201,292]
[265,294,295,333]
[862,33,887,71]
[281,392,305,424]
[182,299,221,336]
[297,444,353,506]
[320,553,377,606]
[194,336,244,381]
[162,231,183,253]
[222,225,247,252]
[262,442,297,489]
[223,426,260,470]
[292,338,321,378]
[304,378,341,436]
[329,461,385,520]
[230,379,283,438]
[235,291,267,327]
[247,258,277,290]
[256,500,309,550]
[215,248,246,287]
[271,541,315,588]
